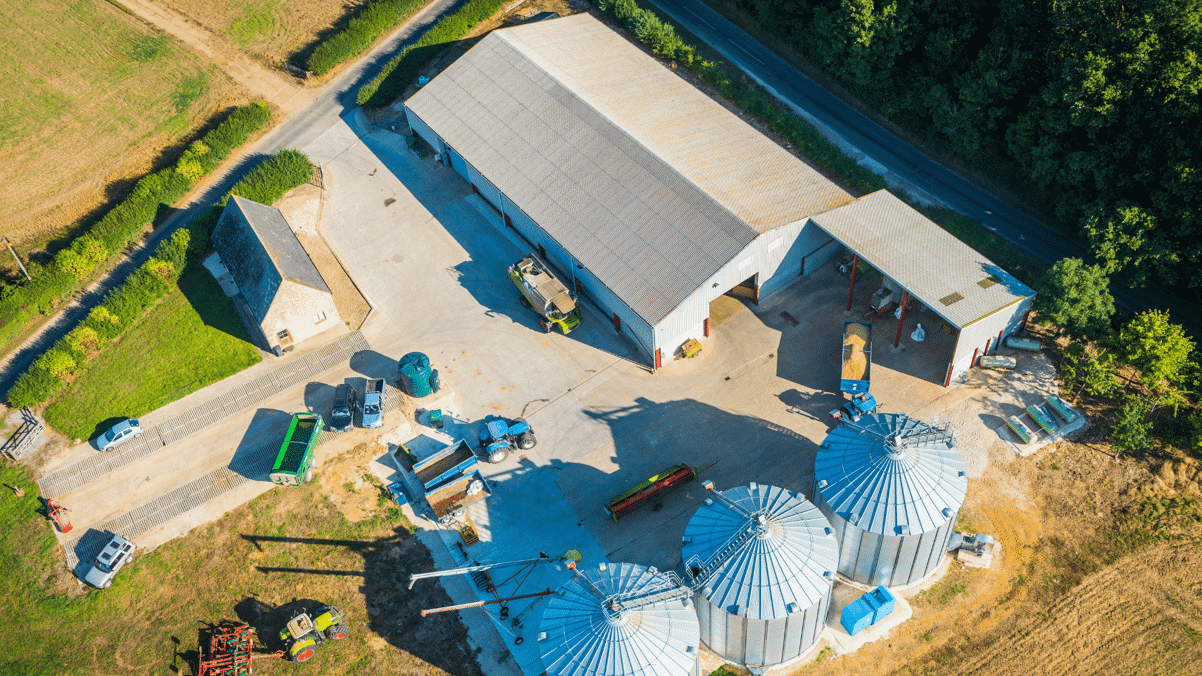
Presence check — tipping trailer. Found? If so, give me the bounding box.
[270,413,323,485]
[840,322,872,393]
[413,440,492,522]
[508,254,582,334]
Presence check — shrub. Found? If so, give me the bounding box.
[54,236,108,280]
[40,350,77,379]
[154,230,191,274]
[7,365,65,409]
[64,326,101,356]
[358,0,509,107]
[307,0,427,75]
[226,149,314,205]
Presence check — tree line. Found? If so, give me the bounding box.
[733,0,1202,289]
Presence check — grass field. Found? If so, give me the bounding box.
[0,447,482,676]
[156,0,371,65]
[43,269,261,441]
[0,0,240,246]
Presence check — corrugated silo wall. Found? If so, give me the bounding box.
[654,220,838,358]
[695,590,829,667]
[819,498,958,587]
[948,295,1034,383]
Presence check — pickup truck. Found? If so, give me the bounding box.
[270,412,323,485]
[84,533,136,588]
[362,379,385,429]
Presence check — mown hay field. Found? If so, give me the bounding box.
[0,0,242,245]
[154,0,371,65]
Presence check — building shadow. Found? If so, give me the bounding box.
[359,132,639,369]
[550,396,821,572]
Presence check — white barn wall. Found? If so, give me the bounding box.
[654,220,838,359]
[406,110,444,155]
[949,296,1034,381]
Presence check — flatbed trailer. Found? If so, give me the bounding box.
[427,470,491,521]
[840,322,872,393]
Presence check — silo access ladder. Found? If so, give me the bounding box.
[681,480,766,590]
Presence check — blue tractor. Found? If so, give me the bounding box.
[478,418,536,463]
[829,392,879,423]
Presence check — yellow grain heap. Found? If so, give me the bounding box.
[842,323,869,380]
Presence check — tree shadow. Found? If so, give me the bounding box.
[241,529,485,676]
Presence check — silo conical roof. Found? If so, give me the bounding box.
[539,562,700,676]
[681,483,838,620]
[816,413,967,535]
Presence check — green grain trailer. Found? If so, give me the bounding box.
[271,412,323,485]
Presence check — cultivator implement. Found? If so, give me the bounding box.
[198,624,281,676]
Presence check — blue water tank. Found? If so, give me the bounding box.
[398,352,432,397]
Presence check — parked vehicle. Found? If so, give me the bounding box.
[96,418,142,452]
[84,533,136,588]
[279,605,349,663]
[477,417,536,463]
[329,383,357,432]
[508,254,582,334]
[829,392,878,423]
[270,413,323,485]
[362,378,386,429]
[840,322,872,394]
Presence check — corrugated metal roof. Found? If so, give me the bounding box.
[405,14,852,324]
[539,562,699,676]
[809,191,1032,328]
[815,414,968,535]
[681,484,838,620]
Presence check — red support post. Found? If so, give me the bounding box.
[893,291,910,348]
[704,317,710,337]
[845,254,859,311]
[753,284,760,305]
[1020,309,1031,331]
[972,347,979,367]
[984,338,992,355]
[612,312,621,333]
[997,329,1004,350]
[944,362,955,387]
[655,348,662,370]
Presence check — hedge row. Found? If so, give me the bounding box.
[358,0,508,107]
[593,0,885,195]
[307,0,429,75]
[0,102,271,346]
[6,148,314,410]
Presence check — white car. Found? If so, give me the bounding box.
[96,418,142,451]
[84,534,136,589]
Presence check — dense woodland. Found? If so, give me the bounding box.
[732,0,1202,288]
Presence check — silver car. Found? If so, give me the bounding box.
[84,534,136,589]
[96,418,142,451]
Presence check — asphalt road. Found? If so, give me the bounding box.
[646,0,1202,333]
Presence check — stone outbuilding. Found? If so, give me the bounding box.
[213,195,341,355]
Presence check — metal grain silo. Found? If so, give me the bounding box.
[681,482,838,670]
[538,562,701,676]
[815,413,968,587]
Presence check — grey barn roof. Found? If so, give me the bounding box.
[405,13,853,324]
[214,196,330,320]
[810,191,1033,328]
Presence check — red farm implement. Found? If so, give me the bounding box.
[605,463,697,522]
[198,624,281,676]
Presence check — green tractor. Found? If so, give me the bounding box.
[279,605,349,663]
[508,254,582,334]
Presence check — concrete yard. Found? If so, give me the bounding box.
[33,113,1071,674]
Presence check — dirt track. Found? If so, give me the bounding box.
[116,0,307,111]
